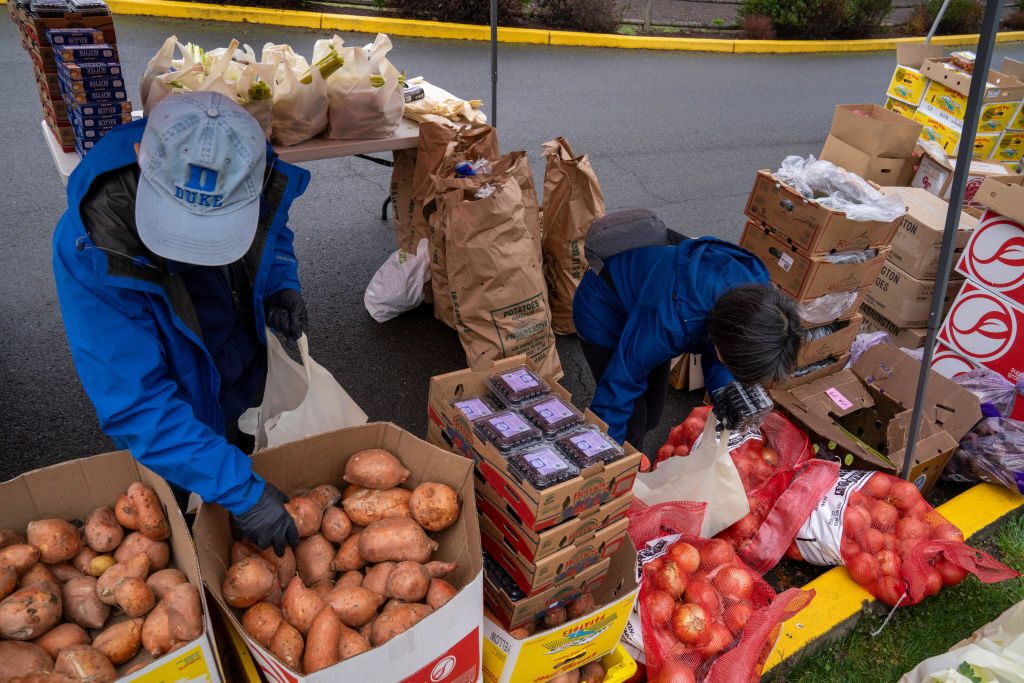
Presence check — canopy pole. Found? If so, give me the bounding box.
[901,0,1002,481]
[491,0,498,127]
[926,0,952,42]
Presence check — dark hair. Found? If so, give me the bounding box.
[706,284,802,386]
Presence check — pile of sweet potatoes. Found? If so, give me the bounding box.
[0,482,202,682]
[225,448,463,675]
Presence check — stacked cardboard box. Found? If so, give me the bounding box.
[934,177,1024,419]
[741,171,898,386]
[820,104,922,186]
[861,187,976,346]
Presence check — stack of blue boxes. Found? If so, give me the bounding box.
[49,23,131,156]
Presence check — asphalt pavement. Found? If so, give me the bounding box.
[4,14,1024,482]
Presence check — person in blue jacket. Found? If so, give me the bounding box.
[53,93,306,555]
[573,214,802,451]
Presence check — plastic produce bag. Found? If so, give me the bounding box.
[363,238,430,323]
[362,33,394,73]
[264,42,328,146]
[787,470,1018,606]
[822,248,878,264]
[947,418,1024,494]
[238,331,367,451]
[797,290,861,326]
[326,45,404,140]
[141,38,205,114]
[403,77,487,126]
[953,367,1023,418]
[140,35,177,112]
[803,321,840,341]
[775,155,907,222]
[849,331,892,367]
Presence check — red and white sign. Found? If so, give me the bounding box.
[930,343,978,379]
[956,209,1024,308]
[939,282,1024,386]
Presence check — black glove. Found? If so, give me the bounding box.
[232,482,298,557]
[711,381,773,432]
[265,289,307,341]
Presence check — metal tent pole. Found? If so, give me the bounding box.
[901,0,1003,481]
[926,0,953,42]
[491,0,498,127]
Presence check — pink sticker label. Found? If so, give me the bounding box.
[826,387,853,410]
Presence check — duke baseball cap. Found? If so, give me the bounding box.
[136,91,267,266]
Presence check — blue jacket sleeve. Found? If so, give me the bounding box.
[53,246,265,515]
[700,341,736,396]
[590,306,677,444]
[264,223,301,297]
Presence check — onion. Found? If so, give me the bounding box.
[931,524,964,543]
[701,622,733,658]
[649,557,688,599]
[761,446,779,467]
[862,474,891,500]
[712,565,753,602]
[723,600,753,636]
[700,539,735,570]
[876,549,901,577]
[867,499,898,533]
[647,589,677,625]
[935,559,968,586]
[684,580,719,617]
[671,603,708,644]
[846,552,880,586]
[667,542,700,575]
[886,480,921,512]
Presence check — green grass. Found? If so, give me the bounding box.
[773,512,1024,683]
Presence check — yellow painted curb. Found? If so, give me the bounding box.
[763,483,1024,674]
[93,0,1024,54]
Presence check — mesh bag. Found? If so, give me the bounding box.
[787,470,1018,606]
[628,500,813,682]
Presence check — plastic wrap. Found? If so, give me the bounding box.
[803,321,841,341]
[947,418,1024,494]
[848,331,892,366]
[822,248,878,264]
[952,367,1023,418]
[797,291,861,326]
[775,156,907,222]
[793,357,836,377]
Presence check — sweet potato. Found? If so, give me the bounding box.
[285,497,323,538]
[114,577,155,617]
[323,585,383,628]
[409,483,460,532]
[342,484,361,501]
[230,540,260,564]
[385,562,429,602]
[358,617,374,642]
[424,560,459,579]
[361,562,394,597]
[54,645,116,683]
[1,565,18,600]
[113,533,169,571]
[331,532,366,573]
[83,507,123,554]
[566,592,595,620]
[0,530,26,551]
[164,583,203,644]
[222,557,276,609]
[321,507,353,544]
[543,606,567,629]
[96,554,149,606]
[303,606,341,674]
[5,674,74,683]
[308,484,342,510]
[92,618,143,665]
[359,518,438,564]
[0,583,62,640]
[49,563,84,583]
[343,488,412,527]
[338,623,372,661]
[338,570,363,589]
[33,622,90,659]
[296,535,335,586]
[264,579,283,607]
[261,546,296,589]
[26,520,81,565]
[19,564,59,593]
[344,449,410,490]
[145,568,187,601]
[550,670,581,683]
[371,602,432,646]
[426,579,457,609]
[309,579,334,599]
[114,494,138,531]
[126,483,170,541]
[0,544,41,575]
[0,641,54,679]
[71,548,96,577]
[269,621,304,672]
[141,602,172,657]
[509,626,534,639]
[580,662,606,683]
[62,576,110,630]
[282,576,326,635]
[242,602,283,648]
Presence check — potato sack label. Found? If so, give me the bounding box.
[794,470,874,566]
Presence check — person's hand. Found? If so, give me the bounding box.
[711,381,773,432]
[265,289,307,341]
[231,482,298,557]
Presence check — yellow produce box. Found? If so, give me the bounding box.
[885,97,918,119]
[921,81,1020,134]
[1009,101,1024,131]
[887,44,944,106]
[975,132,1001,159]
[995,131,1024,163]
[915,108,962,155]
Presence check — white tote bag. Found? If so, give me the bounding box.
[239,331,367,452]
[364,238,430,323]
[632,417,749,537]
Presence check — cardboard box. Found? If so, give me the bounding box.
[0,451,223,681]
[885,97,918,120]
[911,151,1019,206]
[955,185,1024,308]
[887,44,944,106]
[194,423,484,683]
[783,353,850,389]
[880,186,977,278]
[820,135,914,186]
[798,287,868,327]
[914,108,962,155]
[739,222,890,300]
[485,555,612,631]
[828,104,923,158]
[26,11,117,47]
[919,59,1024,133]
[974,132,1002,159]
[918,94,1021,137]
[481,512,629,595]
[668,354,704,391]
[798,314,862,366]
[994,131,1024,163]
[744,171,899,255]
[482,541,639,683]
[860,304,929,349]
[427,356,642,532]
[476,483,632,564]
[931,342,979,378]
[939,281,1024,386]
[864,261,963,328]
[772,344,980,493]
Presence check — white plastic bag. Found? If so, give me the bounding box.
[362,33,394,73]
[326,46,404,140]
[265,42,328,146]
[142,39,205,114]
[364,239,430,323]
[238,331,367,451]
[775,155,907,222]
[140,35,177,112]
[632,418,749,537]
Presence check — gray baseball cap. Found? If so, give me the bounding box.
[136,91,267,266]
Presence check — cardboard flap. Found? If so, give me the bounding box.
[831,104,922,157]
[1002,57,1024,81]
[885,414,958,472]
[974,176,1024,224]
[784,369,874,417]
[897,43,945,69]
[853,343,981,441]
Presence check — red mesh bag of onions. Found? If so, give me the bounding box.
[786,470,1018,606]
[628,499,813,682]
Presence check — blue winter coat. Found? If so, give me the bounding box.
[572,237,769,443]
[52,120,310,514]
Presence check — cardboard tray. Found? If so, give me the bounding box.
[0,450,223,681]
[781,353,850,390]
[797,314,862,367]
[194,423,485,683]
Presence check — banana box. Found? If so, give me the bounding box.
[994,131,1024,163]
[920,81,1020,134]
[919,59,1024,134]
[886,44,944,105]
[974,132,1001,159]
[483,540,639,683]
[885,97,918,119]
[1010,103,1024,132]
[915,108,962,155]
